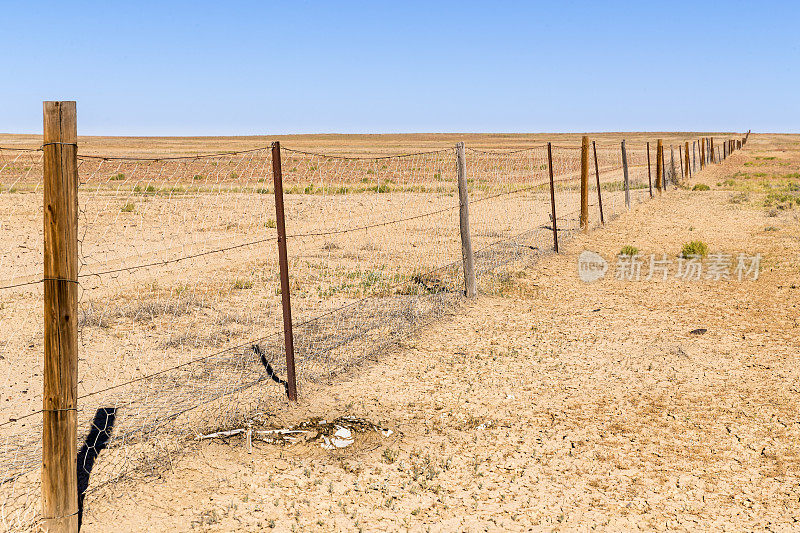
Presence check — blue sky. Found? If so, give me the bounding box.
[2,1,798,135]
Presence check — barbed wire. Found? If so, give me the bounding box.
[0,136,736,530]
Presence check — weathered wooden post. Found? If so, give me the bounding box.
[679,145,684,180]
[700,138,705,170]
[42,101,79,533]
[592,140,604,223]
[646,141,653,198]
[710,138,715,163]
[692,141,697,173]
[547,142,559,252]
[456,142,476,298]
[271,141,298,402]
[656,139,663,192]
[580,136,589,230]
[621,140,630,208]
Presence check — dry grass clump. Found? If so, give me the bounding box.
[79,292,207,328]
[680,240,709,258]
[729,192,749,204]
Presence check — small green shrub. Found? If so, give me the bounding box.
[764,191,800,209]
[120,202,135,213]
[193,174,204,180]
[692,184,710,191]
[619,245,639,256]
[110,173,126,181]
[681,240,708,258]
[264,218,276,228]
[233,279,253,290]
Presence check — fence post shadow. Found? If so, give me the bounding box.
[77,407,117,529]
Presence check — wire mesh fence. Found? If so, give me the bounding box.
[0,133,742,531]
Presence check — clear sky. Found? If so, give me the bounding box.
[2,1,798,135]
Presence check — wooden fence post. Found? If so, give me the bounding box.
[710,138,715,163]
[621,140,630,208]
[656,139,663,192]
[678,145,684,180]
[42,101,79,533]
[456,142,476,298]
[547,142,559,253]
[692,141,697,173]
[592,140,604,223]
[271,141,298,402]
[662,147,668,189]
[646,142,653,198]
[580,136,589,230]
[700,138,705,170]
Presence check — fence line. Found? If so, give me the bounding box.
[0,111,748,531]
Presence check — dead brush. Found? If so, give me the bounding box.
[81,292,207,326]
[481,269,527,297]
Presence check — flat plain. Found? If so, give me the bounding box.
[2,132,798,531]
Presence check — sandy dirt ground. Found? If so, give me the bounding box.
[64,133,800,531]
[3,132,797,531]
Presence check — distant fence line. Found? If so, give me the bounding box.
[0,102,749,532]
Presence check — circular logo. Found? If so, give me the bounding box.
[578,250,608,282]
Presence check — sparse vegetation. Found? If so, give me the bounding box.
[619,245,639,256]
[233,279,254,290]
[729,192,749,204]
[764,191,800,209]
[692,183,710,191]
[120,202,135,212]
[681,240,709,258]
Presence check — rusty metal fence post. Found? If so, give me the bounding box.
[271,142,298,402]
[547,142,558,253]
[621,140,630,209]
[592,140,604,223]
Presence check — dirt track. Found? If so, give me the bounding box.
[60,135,800,530]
